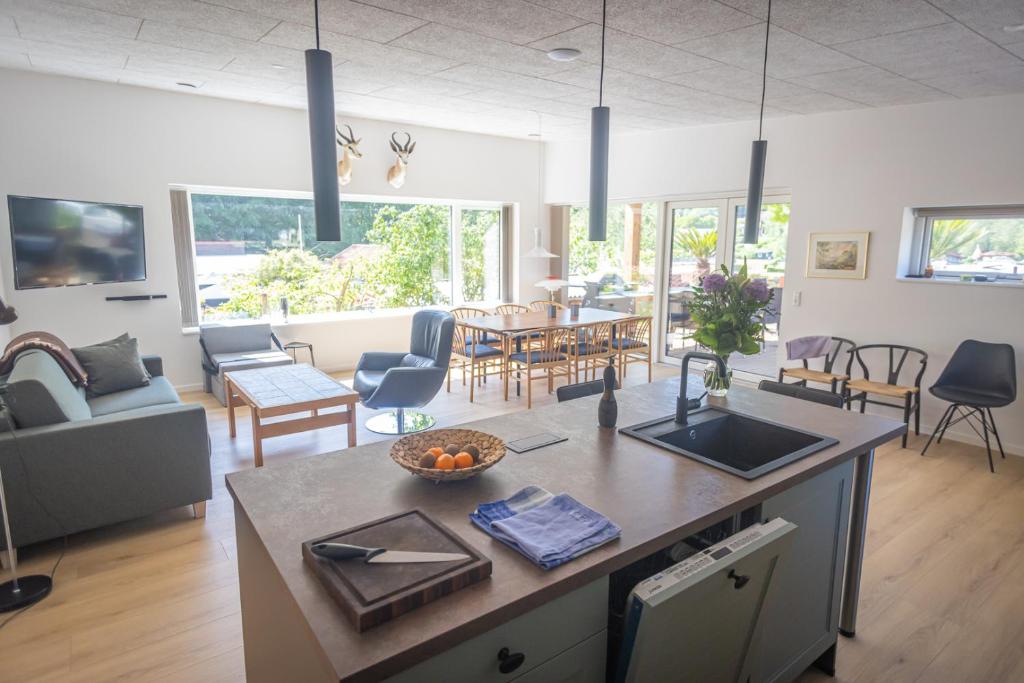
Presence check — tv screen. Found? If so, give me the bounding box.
[8,195,146,289]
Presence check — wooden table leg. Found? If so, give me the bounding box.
[251,408,263,468]
[226,376,236,438]
[347,402,357,448]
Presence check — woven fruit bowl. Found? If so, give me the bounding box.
[390,428,506,482]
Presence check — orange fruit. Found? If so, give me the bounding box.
[427,447,444,457]
[435,453,455,470]
[453,452,474,469]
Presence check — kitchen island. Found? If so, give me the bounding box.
[227,377,904,682]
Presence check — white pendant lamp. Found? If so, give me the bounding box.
[743,0,772,245]
[526,112,557,258]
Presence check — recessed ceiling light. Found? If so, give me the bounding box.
[1004,23,1024,32]
[176,81,198,88]
[546,47,582,62]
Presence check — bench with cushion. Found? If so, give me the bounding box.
[0,350,211,563]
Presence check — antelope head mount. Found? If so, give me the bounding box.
[386,131,415,189]
[335,124,362,186]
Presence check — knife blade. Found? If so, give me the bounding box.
[310,542,470,564]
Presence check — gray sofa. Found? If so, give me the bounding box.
[0,350,212,560]
[199,323,293,406]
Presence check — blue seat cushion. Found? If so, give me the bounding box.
[508,350,567,364]
[610,338,647,350]
[558,343,608,355]
[460,333,501,346]
[353,369,385,399]
[462,343,503,359]
[87,376,181,417]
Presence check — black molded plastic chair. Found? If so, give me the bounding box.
[758,380,844,408]
[842,344,928,448]
[778,336,855,393]
[921,340,1017,472]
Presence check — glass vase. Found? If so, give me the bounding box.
[703,358,732,397]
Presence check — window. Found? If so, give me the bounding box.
[179,190,505,325]
[566,203,658,316]
[908,206,1024,283]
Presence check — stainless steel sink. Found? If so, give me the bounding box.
[619,407,837,479]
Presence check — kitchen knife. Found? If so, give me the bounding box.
[310,542,470,564]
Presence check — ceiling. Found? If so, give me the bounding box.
[2,0,1023,139]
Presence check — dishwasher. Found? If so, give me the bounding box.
[609,518,796,683]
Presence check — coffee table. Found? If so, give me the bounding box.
[224,363,358,467]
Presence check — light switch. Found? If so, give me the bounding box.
[792,291,802,306]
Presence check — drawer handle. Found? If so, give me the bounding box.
[728,569,750,590]
[497,647,526,674]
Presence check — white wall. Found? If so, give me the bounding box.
[0,69,551,389]
[546,94,1024,455]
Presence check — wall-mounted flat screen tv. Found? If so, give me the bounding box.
[8,195,146,290]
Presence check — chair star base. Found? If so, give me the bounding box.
[365,409,435,435]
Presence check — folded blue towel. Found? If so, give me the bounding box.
[470,486,620,570]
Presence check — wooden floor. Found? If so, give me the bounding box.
[2,364,1022,682]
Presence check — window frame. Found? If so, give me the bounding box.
[908,205,1024,284]
[172,185,509,328]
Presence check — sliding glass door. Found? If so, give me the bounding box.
[660,196,790,376]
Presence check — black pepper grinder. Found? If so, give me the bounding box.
[598,361,617,428]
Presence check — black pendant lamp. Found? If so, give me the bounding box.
[743,0,772,245]
[306,0,341,242]
[588,0,610,242]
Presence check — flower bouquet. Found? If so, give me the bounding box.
[688,261,773,396]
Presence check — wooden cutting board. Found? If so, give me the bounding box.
[302,509,491,632]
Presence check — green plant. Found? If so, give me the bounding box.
[929,219,987,262]
[362,204,451,308]
[674,228,718,275]
[689,261,773,358]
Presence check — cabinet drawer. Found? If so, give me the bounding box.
[386,577,608,683]
[513,631,607,683]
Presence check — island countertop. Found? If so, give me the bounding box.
[226,377,904,682]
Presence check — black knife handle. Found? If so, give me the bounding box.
[311,543,386,562]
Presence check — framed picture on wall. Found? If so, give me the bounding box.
[806,232,870,279]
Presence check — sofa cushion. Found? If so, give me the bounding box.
[4,350,92,428]
[353,369,385,400]
[72,335,151,397]
[400,353,437,368]
[87,376,181,417]
[200,323,274,355]
[213,350,293,376]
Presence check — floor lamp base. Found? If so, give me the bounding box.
[0,575,52,613]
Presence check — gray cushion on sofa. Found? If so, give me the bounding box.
[87,376,181,417]
[72,335,151,397]
[201,323,275,355]
[211,349,293,370]
[4,350,91,428]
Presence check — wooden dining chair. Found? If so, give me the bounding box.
[448,321,504,402]
[450,306,501,348]
[564,321,614,384]
[842,344,928,448]
[504,327,572,409]
[778,336,855,393]
[528,300,566,312]
[495,303,529,315]
[611,316,653,384]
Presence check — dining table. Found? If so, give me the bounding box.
[460,307,644,396]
